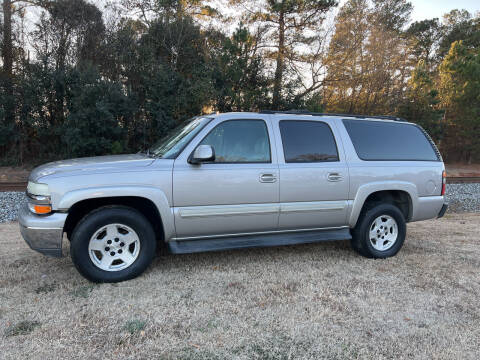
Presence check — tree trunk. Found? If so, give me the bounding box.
[53,30,68,128]
[272,9,285,109]
[2,0,15,125]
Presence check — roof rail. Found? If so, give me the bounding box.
[259,110,407,122]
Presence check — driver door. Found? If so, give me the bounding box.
[172,116,279,239]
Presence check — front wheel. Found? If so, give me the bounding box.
[70,206,156,282]
[351,203,406,258]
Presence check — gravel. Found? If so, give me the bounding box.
[444,183,480,213]
[0,183,479,223]
[0,191,26,223]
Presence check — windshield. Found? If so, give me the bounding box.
[150,117,211,159]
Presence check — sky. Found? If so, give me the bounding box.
[410,0,479,21]
[24,0,480,28]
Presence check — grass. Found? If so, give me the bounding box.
[0,213,479,359]
[69,284,96,298]
[35,283,56,294]
[4,320,41,337]
[123,319,146,335]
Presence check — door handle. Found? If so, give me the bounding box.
[327,172,343,182]
[259,173,277,183]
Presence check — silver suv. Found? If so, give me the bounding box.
[19,111,448,282]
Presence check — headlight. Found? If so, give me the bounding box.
[27,181,52,214]
[27,181,50,196]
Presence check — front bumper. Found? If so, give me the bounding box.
[18,203,67,257]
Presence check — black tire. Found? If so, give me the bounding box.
[351,203,406,258]
[70,206,156,282]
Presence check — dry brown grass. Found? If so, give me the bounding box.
[1,214,479,359]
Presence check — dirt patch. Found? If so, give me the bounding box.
[0,214,479,359]
[446,163,480,177]
[0,167,31,183]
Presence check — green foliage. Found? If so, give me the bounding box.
[438,10,480,59]
[303,93,325,113]
[34,0,105,70]
[212,25,270,111]
[406,19,441,64]
[439,41,480,162]
[397,60,444,142]
[372,0,413,31]
[0,98,14,148]
[62,66,133,158]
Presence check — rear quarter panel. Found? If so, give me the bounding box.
[333,118,445,226]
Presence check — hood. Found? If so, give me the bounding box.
[29,154,155,182]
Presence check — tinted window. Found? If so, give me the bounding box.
[279,121,339,163]
[199,120,271,163]
[151,117,211,159]
[343,119,439,161]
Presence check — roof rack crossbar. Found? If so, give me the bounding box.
[259,110,407,122]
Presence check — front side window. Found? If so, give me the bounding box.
[199,120,271,163]
[279,120,339,163]
[150,117,211,159]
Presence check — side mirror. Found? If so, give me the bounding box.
[189,144,215,164]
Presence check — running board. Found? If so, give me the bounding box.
[167,228,351,254]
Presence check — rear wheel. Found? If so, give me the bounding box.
[351,203,406,258]
[70,206,156,282]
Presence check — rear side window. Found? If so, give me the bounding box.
[343,119,439,161]
[279,121,339,163]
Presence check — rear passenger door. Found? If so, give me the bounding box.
[273,118,350,230]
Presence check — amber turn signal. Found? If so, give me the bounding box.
[33,204,52,214]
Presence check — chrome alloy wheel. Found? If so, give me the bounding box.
[369,215,398,251]
[88,224,141,271]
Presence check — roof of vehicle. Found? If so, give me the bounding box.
[259,110,408,122]
[209,110,408,123]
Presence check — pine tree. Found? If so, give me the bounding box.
[439,41,480,163]
[229,0,337,109]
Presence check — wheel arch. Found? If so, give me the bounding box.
[349,182,417,228]
[60,186,174,243]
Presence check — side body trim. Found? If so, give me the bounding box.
[179,204,278,218]
[280,201,347,213]
[176,200,347,219]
